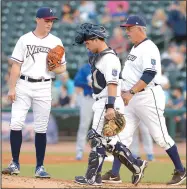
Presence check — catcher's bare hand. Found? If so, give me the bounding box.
[8,88,16,103]
[121,91,133,106]
[105,108,115,120]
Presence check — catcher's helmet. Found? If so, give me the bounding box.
[74,23,108,45]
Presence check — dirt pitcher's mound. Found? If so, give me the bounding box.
[2,175,186,188]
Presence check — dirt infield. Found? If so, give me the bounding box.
[2,175,186,188]
[2,141,186,188]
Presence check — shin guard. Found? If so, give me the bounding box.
[85,151,105,185]
[108,142,141,174]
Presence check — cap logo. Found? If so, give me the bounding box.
[50,9,52,13]
[136,22,138,24]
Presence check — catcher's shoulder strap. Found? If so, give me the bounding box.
[89,47,118,66]
[89,48,121,94]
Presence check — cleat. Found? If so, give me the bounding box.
[76,151,83,160]
[75,173,102,185]
[35,166,50,178]
[167,168,186,185]
[146,154,154,161]
[102,170,122,183]
[2,161,20,175]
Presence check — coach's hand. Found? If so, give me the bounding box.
[8,88,16,103]
[105,108,115,120]
[121,91,133,106]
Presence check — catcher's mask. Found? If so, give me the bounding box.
[74,23,108,45]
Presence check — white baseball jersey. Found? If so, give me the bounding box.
[10,31,66,133]
[90,49,125,138]
[92,51,122,100]
[120,39,174,150]
[121,39,161,91]
[11,31,66,79]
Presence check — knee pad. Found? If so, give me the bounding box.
[85,151,105,185]
[87,129,103,148]
[87,129,101,140]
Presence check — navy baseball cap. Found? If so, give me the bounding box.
[36,7,58,20]
[120,15,146,27]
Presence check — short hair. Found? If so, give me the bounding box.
[137,26,147,33]
[97,37,105,41]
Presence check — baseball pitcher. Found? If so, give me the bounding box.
[2,7,66,178]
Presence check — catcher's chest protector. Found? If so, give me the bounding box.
[89,48,117,94]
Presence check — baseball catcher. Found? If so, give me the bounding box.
[47,45,65,71]
[74,23,148,186]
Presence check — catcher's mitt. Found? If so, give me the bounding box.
[47,45,65,71]
[102,110,126,137]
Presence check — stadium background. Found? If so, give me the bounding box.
[1,0,186,188]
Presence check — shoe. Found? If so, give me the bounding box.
[35,166,51,178]
[132,160,148,185]
[76,151,83,160]
[2,161,20,175]
[74,173,102,185]
[167,168,186,185]
[146,154,154,161]
[102,170,122,183]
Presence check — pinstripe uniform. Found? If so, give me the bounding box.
[121,39,175,150]
[10,32,66,133]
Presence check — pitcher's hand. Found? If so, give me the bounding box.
[8,88,16,103]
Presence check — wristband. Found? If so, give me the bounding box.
[106,96,116,109]
[105,104,114,109]
[108,96,116,104]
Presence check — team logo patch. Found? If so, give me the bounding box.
[151,59,156,65]
[112,69,118,76]
[127,54,137,61]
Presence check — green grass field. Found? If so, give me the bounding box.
[2,152,186,185]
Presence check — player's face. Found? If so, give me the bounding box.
[37,18,54,33]
[124,26,139,43]
[84,39,98,53]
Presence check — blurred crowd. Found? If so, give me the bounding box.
[2,1,186,140]
[60,1,129,25]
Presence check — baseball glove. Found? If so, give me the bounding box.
[102,110,126,137]
[47,45,65,71]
